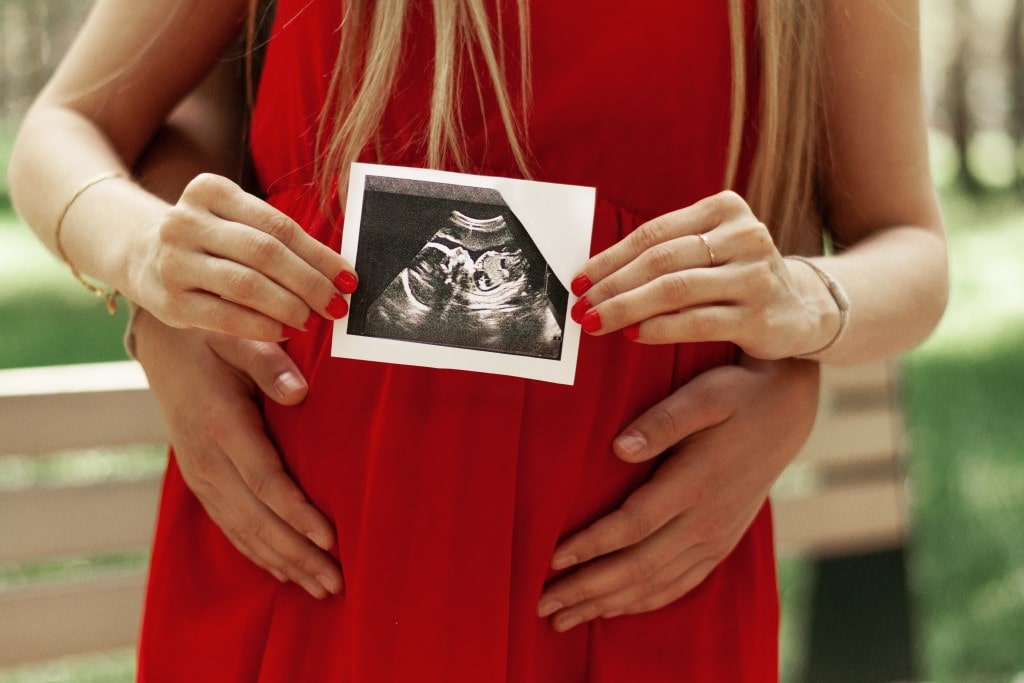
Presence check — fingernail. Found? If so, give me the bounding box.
[317,573,341,595]
[622,323,640,341]
[326,294,349,319]
[551,553,578,571]
[537,600,563,618]
[555,613,583,632]
[333,270,359,294]
[571,273,593,297]
[301,578,328,600]
[613,430,647,461]
[275,371,307,397]
[570,296,592,324]
[307,530,333,552]
[581,309,602,334]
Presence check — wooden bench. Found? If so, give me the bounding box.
[0,360,910,669]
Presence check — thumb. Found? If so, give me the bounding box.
[208,335,309,406]
[613,368,733,463]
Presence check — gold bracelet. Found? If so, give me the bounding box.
[54,171,128,314]
[787,255,850,359]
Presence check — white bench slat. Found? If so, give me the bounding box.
[796,405,902,469]
[0,477,162,564]
[0,572,146,667]
[773,478,908,557]
[0,362,167,457]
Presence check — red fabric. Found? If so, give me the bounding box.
[137,1,778,680]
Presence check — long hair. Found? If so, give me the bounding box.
[250,1,825,255]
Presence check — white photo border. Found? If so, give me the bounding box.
[331,163,595,385]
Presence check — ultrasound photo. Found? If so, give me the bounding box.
[348,176,567,360]
[333,164,595,385]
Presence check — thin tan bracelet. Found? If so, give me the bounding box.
[54,171,128,314]
[787,255,850,359]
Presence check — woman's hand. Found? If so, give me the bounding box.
[569,191,838,360]
[132,307,343,599]
[130,173,359,341]
[536,355,819,631]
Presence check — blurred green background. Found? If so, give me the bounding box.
[1,0,1023,681]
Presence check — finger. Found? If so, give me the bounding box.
[200,219,349,322]
[183,447,342,597]
[549,476,685,572]
[172,250,316,329]
[208,335,309,406]
[187,174,355,286]
[612,372,733,464]
[172,291,291,341]
[220,413,338,554]
[204,475,343,598]
[615,557,720,616]
[579,268,742,336]
[539,517,693,628]
[630,305,745,347]
[571,194,733,297]
[571,234,712,322]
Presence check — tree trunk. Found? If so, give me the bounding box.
[950,0,984,195]
[1007,0,1024,192]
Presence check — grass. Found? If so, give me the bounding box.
[0,209,130,368]
[900,192,1024,682]
[1,191,1023,681]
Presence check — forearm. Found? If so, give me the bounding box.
[787,221,948,365]
[9,105,169,299]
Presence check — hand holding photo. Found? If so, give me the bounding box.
[332,163,595,384]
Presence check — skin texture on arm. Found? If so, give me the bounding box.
[130,55,343,599]
[7,0,358,341]
[568,0,947,366]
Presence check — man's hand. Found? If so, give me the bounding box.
[133,308,343,599]
[537,356,820,631]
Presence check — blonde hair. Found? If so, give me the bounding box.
[253,1,825,254]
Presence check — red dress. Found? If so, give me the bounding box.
[138,1,778,680]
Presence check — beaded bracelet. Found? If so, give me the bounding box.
[787,255,850,359]
[54,171,127,314]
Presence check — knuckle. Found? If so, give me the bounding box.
[690,308,722,339]
[262,212,296,242]
[186,173,232,202]
[248,466,284,501]
[238,513,266,543]
[714,189,748,214]
[246,232,282,268]
[659,272,691,304]
[225,268,261,301]
[643,244,677,276]
[633,218,669,251]
[619,499,655,543]
[646,404,680,442]
[739,219,774,254]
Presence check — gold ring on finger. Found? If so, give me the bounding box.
[698,233,716,268]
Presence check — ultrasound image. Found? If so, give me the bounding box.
[348,177,567,360]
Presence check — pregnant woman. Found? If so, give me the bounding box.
[9,0,947,680]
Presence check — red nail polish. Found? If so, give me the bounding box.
[333,270,359,294]
[326,294,349,319]
[571,273,592,297]
[581,309,602,334]
[623,323,640,341]
[570,296,592,324]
